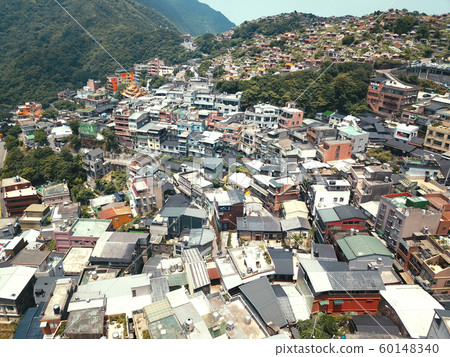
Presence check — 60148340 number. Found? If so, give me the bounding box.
[379,344,439,354]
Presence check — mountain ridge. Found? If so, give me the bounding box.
[135,0,235,37]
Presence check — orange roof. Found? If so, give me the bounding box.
[98,205,132,219]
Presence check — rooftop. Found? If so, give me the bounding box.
[0,266,37,300]
[380,285,444,339]
[337,235,393,260]
[12,249,50,267]
[71,218,111,237]
[62,247,93,275]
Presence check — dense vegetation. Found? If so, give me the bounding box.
[0,0,201,107]
[216,62,373,116]
[1,146,86,189]
[296,314,350,339]
[136,0,235,37]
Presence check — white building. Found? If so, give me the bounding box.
[338,124,369,153]
[244,104,280,129]
[393,124,419,143]
[215,92,242,115]
[309,179,351,215]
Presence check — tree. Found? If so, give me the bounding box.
[7,125,22,138]
[104,181,116,195]
[342,35,355,46]
[80,206,91,218]
[69,134,81,152]
[69,120,80,135]
[185,69,194,81]
[75,187,95,205]
[4,135,19,150]
[198,60,212,77]
[34,129,48,146]
[100,128,119,152]
[213,178,221,188]
[42,108,58,119]
[213,65,225,79]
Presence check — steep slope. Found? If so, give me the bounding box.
[135,0,235,37]
[0,0,198,107]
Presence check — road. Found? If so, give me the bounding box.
[0,141,7,217]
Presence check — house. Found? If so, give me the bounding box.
[379,285,444,339]
[251,175,300,215]
[317,140,353,163]
[82,148,111,184]
[40,278,76,336]
[236,216,282,241]
[239,277,288,331]
[280,217,312,240]
[424,193,450,235]
[375,193,441,250]
[62,247,93,276]
[50,202,81,225]
[175,228,215,259]
[0,266,37,321]
[64,307,105,339]
[296,258,384,315]
[37,182,71,205]
[394,124,419,143]
[11,249,51,273]
[349,164,393,206]
[278,104,304,130]
[338,124,369,153]
[202,157,223,182]
[97,205,133,230]
[308,179,351,216]
[54,218,113,253]
[267,248,295,281]
[336,234,394,271]
[89,232,148,274]
[19,204,51,230]
[1,176,40,217]
[367,76,419,115]
[206,189,245,231]
[158,207,207,237]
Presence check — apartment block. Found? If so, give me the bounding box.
[424,122,450,153]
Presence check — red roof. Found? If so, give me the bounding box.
[98,205,132,219]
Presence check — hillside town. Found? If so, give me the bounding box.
[0,9,450,341]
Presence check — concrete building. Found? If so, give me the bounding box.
[367,76,419,115]
[393,124,419,143]
[19,204,51,230]
[349,164,393,206]
[82,148,111,183]
[338,124,369,153]
[54,218,113,253]
[1,176,40,217]
[424,121,450,153]
[308,179,351,216]
[375,193,441,251]
[215,92,242,115]
[244,104,280,129]
[278,104,304,130]
[37,183,71,205]
[0,266,37,321]
[336,234,394,271]
[317,140,353,162]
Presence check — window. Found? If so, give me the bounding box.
[6,306,15,311]
[49,321,58,328]
[115,218,119,222]
[319,198,324,202]
[333,197,338,202]
[339,197,344,202]
[445,280,450,287]
[132,289,137,297]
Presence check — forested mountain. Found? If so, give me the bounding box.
[0,0,200,107]
[136,0,235,37]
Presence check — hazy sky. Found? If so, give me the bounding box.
[200,0,449,25]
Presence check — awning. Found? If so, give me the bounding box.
[319,300,330,306]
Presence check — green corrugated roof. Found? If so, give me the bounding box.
[323,111,333,116]
[80,122,97,136]
[337,235,392,261]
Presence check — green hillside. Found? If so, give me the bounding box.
[0,0,200,107]
[136,0,235,36]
